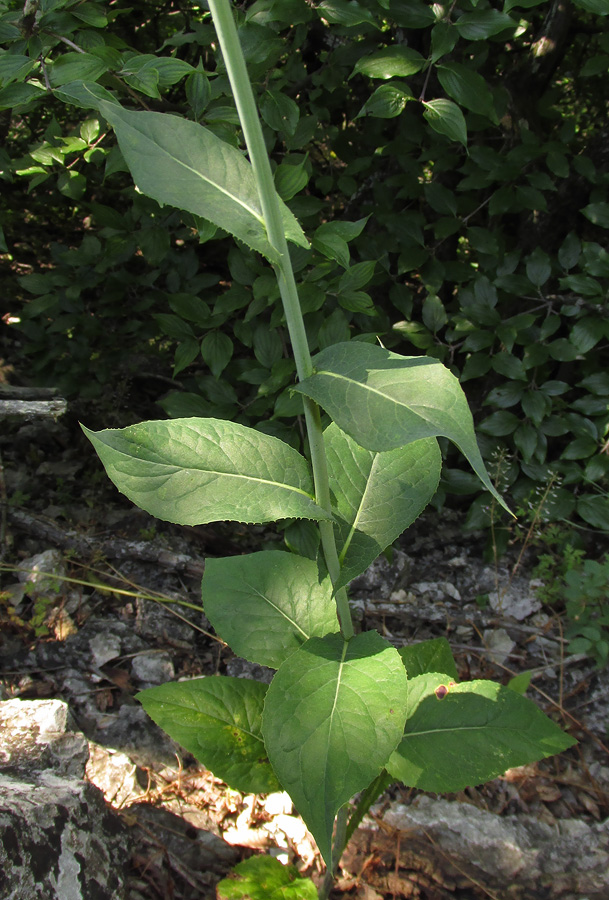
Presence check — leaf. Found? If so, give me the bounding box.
[97,102,308,262]
[317,0,378,26]
[573,0,609,14]
[201,331,233,377]
[430,22,459,63]
[479,410,520,436]
[48,52,109,88]
[582,202,609,229]
[217,857,318,900]
[339,260,376,292]
[260,89,299,136]
[399,638,459,681]
[437,63,497,123]
[262,631,408,865]
[558,232,581,271]
[295,342,509,512]
[357,82,413,118]
[173,340,200,377]
[508,671,532,694]
[0,82,46,109]
[82,419,330,526]
[324,424,441,589]
[312,226,350,268]
[53,80,117,111]
[423,99,467,148]
[137,677,279,793]
[454,9,516,40]
[202,551,337,668]
[526,247,551,286]
[275,160,309,201]
[352,47,425,79]
[386,674,576,793]
[577,495,609,530]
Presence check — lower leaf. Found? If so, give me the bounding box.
[261,631,408,865]
[217,856,317,900]
[137,676,279,794]
[386,674,576,793]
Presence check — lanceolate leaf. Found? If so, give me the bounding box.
[324,424,441,589]
[137,677,279,794]
[97,102,308,261]
[386,674,576,793]
[82,419,330,526]
[295,343,509,511]
[202,551,337,668]
[262,631,408,865]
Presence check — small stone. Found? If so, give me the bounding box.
[17,549,65,594]
[89,632,122,667]
[131,651,175,686]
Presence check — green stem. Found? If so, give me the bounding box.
[207,0,354,642]
[319,805,349,900]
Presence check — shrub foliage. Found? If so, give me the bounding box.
[1,0,608,531]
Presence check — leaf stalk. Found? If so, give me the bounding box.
[207,0,354,642]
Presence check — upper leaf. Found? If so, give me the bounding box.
[137,676,279,794]
[97,102,308,261]
[82,418,330,526]
[295,343,509,511]
[262,631,408,866]
[202,551,337,668]
[324,424,441,589]
[386,674,576,793]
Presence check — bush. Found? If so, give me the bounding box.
[1,0,608,530]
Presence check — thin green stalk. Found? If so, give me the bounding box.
[207,0,354,641]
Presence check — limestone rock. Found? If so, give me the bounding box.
[384,796,609,899]
[0,698,130,900]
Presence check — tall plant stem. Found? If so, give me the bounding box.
[207,0,353,641]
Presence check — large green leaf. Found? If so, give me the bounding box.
[137,677,279,793]
[295,343,508,511]
[324,424,441,589]
[97,102,308,261]
[202,551,337,668]
[82,419,330,526]
[262,631,408,865]
[386,674,576,793]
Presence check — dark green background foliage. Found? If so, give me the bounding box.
[1,0,608,532]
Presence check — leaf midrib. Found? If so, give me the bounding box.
[406,722,520,737]
[321,639,349,820]
[105,438,316,502]
[316,369,446,426]
[247,583,309,639]
[124,117,266,226]
[338,452,379,564]
[158,701,261,743]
